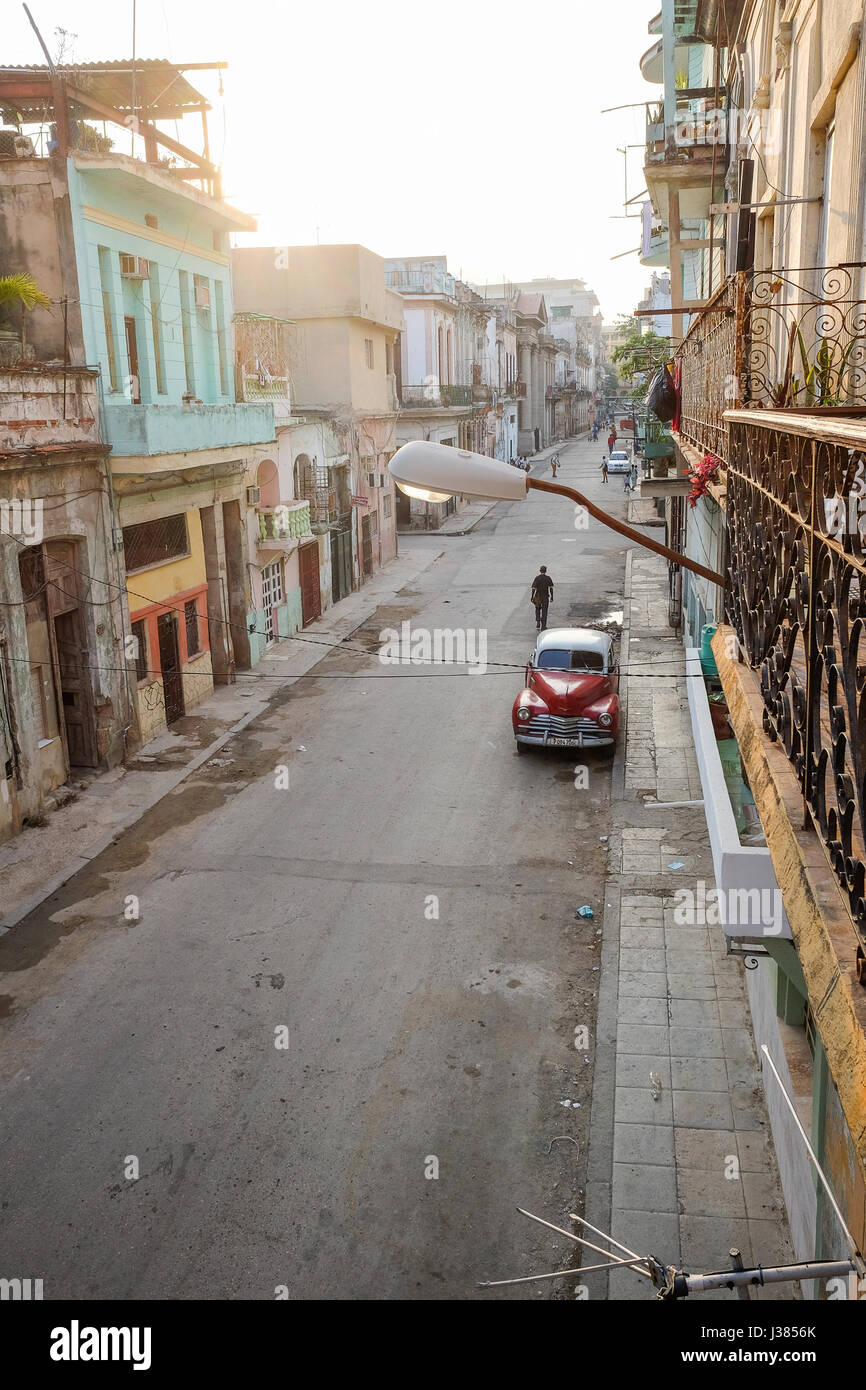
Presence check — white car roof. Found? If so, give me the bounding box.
[535,627,613,657]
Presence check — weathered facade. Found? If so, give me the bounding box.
[0,64,275,743]
[0,366,130,840]
[233,244,401,579]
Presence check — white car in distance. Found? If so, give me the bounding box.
[606,449,631,475]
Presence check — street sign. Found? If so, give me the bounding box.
[351,495,369,507]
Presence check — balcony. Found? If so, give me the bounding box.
[717,405,866,1185]
[400,383,473,409]
[644,94,724,191]
[675,264,866,467]
[257,500,311,550]
[106,399,275,465]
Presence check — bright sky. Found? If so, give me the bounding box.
[6,0,661,321]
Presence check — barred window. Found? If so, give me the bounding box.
[122,514,190,573]
[184,600,200,657]
[131,619,148,682]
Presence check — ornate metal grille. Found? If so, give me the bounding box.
[724,410,866,973]
[676,264,866,466]
[676,273,745,466]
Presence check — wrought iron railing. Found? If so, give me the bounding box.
[677,264,866,465]
[400,383,473,408]
[724,409,866,973]
[676,273,744,466]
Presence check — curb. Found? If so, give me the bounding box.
[582,544,633,1299]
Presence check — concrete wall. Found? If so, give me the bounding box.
[0,156,86,363]
[744,960,818,1279]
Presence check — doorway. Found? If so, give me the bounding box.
[299,542,321,626]
[157,612,185,723]
[53,609,97,766]
[330,528,352,604]
[124,316,141,403]
[361,514,374,578]
[261,560,283,645]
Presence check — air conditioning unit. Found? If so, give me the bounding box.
[120,254,149,280]
[246,485,261,506]
[194,284,211,310]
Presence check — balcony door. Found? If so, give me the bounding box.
[124,316,141,403]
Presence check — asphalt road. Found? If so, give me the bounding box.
[0,434,635,1299]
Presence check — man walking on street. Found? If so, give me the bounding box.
[600,457,609,484]
[551,453,559,477]
[531,565,554,630]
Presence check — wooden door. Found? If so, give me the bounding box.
[53,609,97,766]
[124,316,141,403]
[157,612,185,724]
[299,542,321,626]
[361,515,373,577]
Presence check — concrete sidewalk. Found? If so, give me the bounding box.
[0,546,442,932]
[584,549,797,1300]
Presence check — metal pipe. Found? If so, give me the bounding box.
[679,1258,857,1295]
[527,477,726,587]
[761,1045,862,1262]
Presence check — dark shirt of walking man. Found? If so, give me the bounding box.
[531,566,554,631]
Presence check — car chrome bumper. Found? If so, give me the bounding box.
[515,730,615,748]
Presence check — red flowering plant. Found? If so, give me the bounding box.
[687,452,721,508]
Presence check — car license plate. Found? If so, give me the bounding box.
[547,735,580,747]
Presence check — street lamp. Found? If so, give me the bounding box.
[388,441,725,587]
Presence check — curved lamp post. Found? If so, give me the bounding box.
[388,441,725,588]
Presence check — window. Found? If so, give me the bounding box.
[364,338,374,369]
[214,279,229,396]
[184,600,200,657]
[536,648,604,672]
[122,513,190,573]
[97,246,119,390]
[367,472,376,488]
[131,619,148,682]
[178,270,196,394]
[370,510,378,535]
[383,493,392,518]
[148,263,165,394]
[817,121,835,268]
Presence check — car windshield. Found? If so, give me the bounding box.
[536,649,605,672]
[610,452,628,460]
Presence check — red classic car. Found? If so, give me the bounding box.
[512,627,619,753]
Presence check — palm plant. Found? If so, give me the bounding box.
[0,273,52,313]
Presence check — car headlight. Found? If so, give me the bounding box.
[598,712,613,727]
[517,707,531,721]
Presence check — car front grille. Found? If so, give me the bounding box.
[528,714,599,734]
